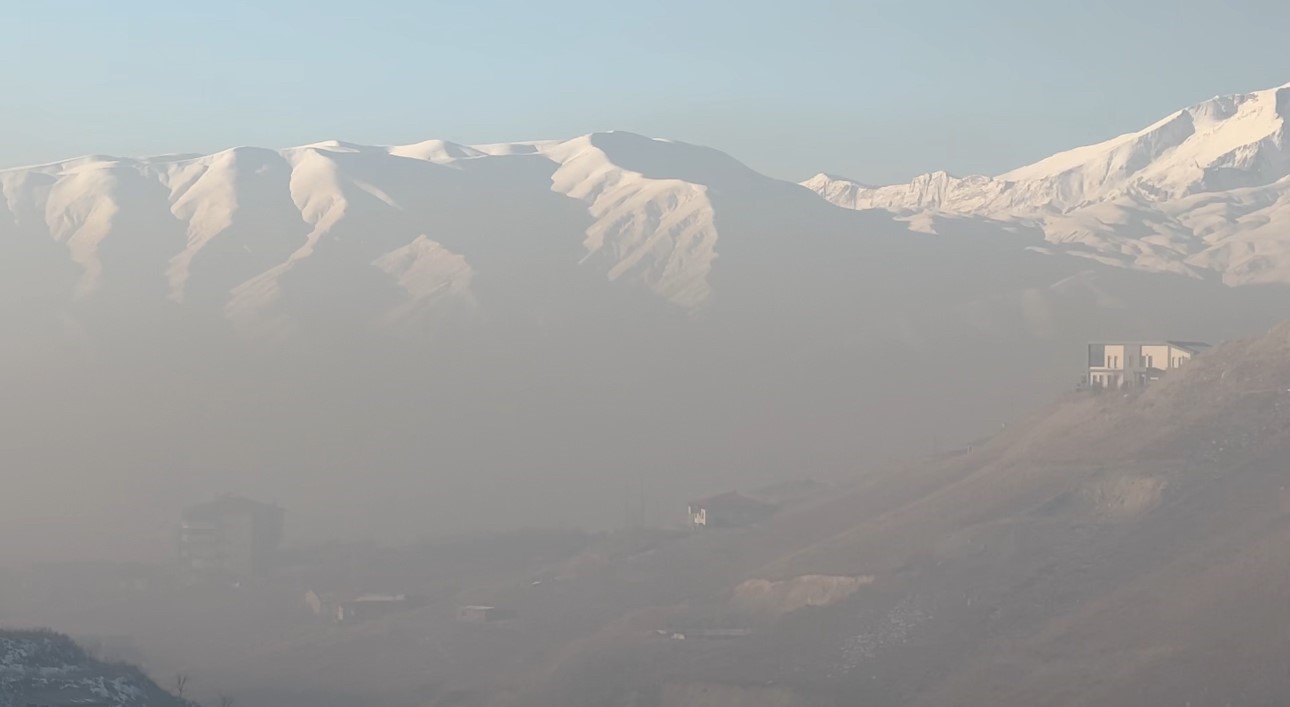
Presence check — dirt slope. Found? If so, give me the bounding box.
[16,325,1290,707]
[518,322,1290,706]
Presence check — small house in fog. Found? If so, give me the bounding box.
[305,590,335,617]
[747,479,828,506]
[664,627,752,640]
[335,594,425,623]
[457,605,508,622]
[1085,341,1209,390]
[688,492,776,528]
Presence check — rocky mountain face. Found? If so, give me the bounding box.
[0,630,193,707]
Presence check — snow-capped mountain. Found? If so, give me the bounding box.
[0,132,757,339]
[805,82,1290,284]
[6,82,1288,341]
[6,115,1290,563]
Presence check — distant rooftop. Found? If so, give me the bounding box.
[348,594,408,603]
[182,494,282,521]
[1088,340,1211,353]
[689,491,775,509]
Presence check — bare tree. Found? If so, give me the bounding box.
[218,695,236,707]
[174,673,190,699]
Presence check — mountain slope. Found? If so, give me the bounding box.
[8,116,1290,703]
[6,126,1290,568]
[0,132,770,335]
[805,82,1290,285]
[0,629,193,707]
[483,322,1290,707]
[24,319,1290,707]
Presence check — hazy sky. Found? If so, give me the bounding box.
[4,0,1288,183]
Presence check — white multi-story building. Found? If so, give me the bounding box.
[1086,341,1209,389]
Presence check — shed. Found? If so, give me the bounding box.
[688,491,776,528]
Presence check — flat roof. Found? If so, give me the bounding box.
[348,594,407,603]
[688,491,774,508]
[1088,341,1210,352]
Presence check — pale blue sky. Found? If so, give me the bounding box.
[3,0,1288,183]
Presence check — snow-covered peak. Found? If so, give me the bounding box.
[804,81,1290,286]
[808,82,1290,216]
[999,82,1289,203]
[387,138,486,163]
[0,130,786,331]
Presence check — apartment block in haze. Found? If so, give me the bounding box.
[1086,341,1209,390]
[178,495,284,578]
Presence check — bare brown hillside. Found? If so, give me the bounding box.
[508,322,1290,706]
[12,324,1290,707]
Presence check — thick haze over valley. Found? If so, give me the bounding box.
[3,89,1290,565]
[5,4,1290,706]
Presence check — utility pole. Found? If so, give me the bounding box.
[624,476,632,530]
[638,474,646,529]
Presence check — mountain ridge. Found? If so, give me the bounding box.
[0,130,752,329]
[0,629,194,707]
[805,81,1290,285]
[9,102,1290,566]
